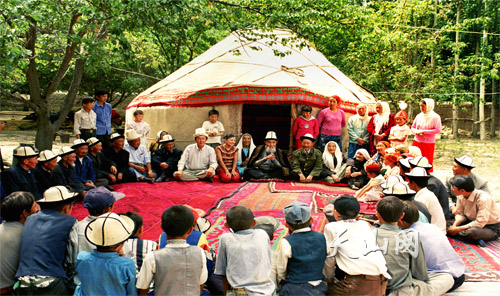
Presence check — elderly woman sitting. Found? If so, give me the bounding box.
[321,141,347,184]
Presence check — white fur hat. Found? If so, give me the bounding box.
[454,155,475,169]
[86,137,101,147]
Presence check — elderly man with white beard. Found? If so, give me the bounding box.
[243,131,291,181]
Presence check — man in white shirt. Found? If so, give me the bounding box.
[124,130,155,183]
[174,128,217,182]
[74,97,97,140]
[406,167,447,233]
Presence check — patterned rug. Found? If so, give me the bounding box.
[217,182,312,211]
[71,181,243,240]
[449,237,500,281]
[205,209,328,253]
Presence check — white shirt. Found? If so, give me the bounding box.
[177,144,217,171]
[414,188,447,233]
[202,121,225,144]
[136,241,207,289]
[323,220,390,281]
[74,109,97,135]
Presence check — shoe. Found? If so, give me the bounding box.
[156,175,166,182]
[350,185,359,190]
[325,176,334,184]
[478,239,486,247]
[143,177,155,184]
[206,177,214,183]
[104,185,114,191]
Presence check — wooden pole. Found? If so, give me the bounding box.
[479,0,488,140]
[453,1,460,138]
[290,103,298,153]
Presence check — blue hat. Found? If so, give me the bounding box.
[284,201,311,224]
[83,187,125,212]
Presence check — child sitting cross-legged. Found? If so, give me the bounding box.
[323,195,390,295]
[375,197,454,296]
[277,202,328,295]
[136,205,208,295]
[214,205,275,296]
[355,164,385,202]
[74,213,137,296]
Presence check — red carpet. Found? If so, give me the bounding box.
[71,181,243,240]
[449,237,500,281]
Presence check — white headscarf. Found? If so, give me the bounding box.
[356,148,371,162]
[420,98,439,129]
[354,103,369,121]
[236,133,256,163]
[374,102,391,134]
[322,141,343,174]
[156,130,168,139]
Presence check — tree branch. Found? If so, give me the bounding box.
[0,91,38,110]
[54,57,86,127]
[43,12,83,99]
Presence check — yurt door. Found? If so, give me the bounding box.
[242,104,291,151]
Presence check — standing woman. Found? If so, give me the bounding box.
[317,95,346,152]
[216,134,241,182]
[411,98,441,171]
[367,102,396,156]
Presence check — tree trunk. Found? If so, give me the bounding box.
[34,108,58,151]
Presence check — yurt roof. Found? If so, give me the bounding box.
[127,29,377,113]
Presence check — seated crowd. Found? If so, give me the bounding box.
[0,99,499,296]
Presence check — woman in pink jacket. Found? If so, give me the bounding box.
[411,98,442,171]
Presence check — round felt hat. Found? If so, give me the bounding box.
[405,167,431,179]
[110,133,124,142]
[299,133,315,142]
[381,175,408,189]
[159,134,175,144]
[384,153,399,163]
[409,156,432,169]
[125,130,141,141]
[13,146,39,158]
[39,186,79,203]
[382,182,416,196]
[454,155,475,169]
[399,158,412,170]
[85,213,135,247]
[58,146,75,157]
[264,131,278,141]
[86,137,101,147]
[255,216,281,231]
[38,150,57,162]
[71,139,88,149]
[193,128,208,139]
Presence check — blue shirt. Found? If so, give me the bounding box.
[93,102,112,135]
[74,250,137,296]
[410,221,465,278]
[74,156,96,183]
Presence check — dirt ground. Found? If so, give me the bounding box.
[1,130,498,201]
